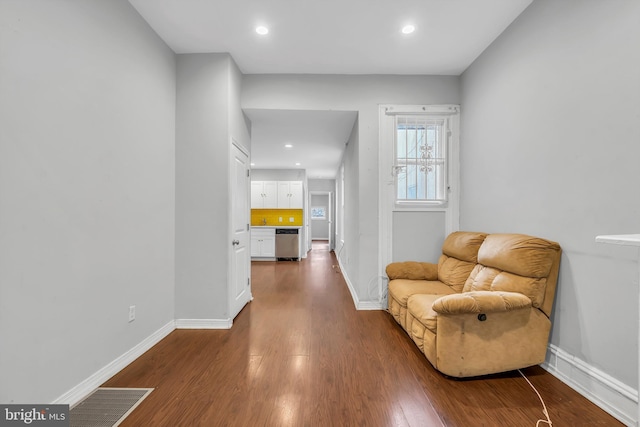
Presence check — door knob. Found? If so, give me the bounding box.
[232,240,240,245]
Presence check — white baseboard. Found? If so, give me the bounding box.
[52,320,175,407]
[336,255,358,309]
[52,317,232,407]
[357,300,385,310]
[336,256,385,311]
[542,344,637,426]
[175,318,232,329]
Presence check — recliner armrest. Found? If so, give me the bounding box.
[432,291,532,315]
[386,261,438,280]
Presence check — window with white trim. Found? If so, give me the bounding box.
[394,116,447,204]
[379,105,460,300]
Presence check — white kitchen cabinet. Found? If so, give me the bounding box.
[251,181,278,208]
[251,228,276,259]
[277,181,303,208]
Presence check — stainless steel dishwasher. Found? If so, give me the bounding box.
[275,228,299,261]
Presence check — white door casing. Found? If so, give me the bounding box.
[230,141,252,320]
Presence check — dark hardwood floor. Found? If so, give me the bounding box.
[104,242,622,426]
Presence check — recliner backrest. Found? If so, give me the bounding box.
[462,234,561,317]
[437,231,488,292]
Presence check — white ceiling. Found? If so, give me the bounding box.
[128,0,532,178]
[244,109,357,179]
[129,0,532,75]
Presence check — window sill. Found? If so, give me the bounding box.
[393,201,448,212]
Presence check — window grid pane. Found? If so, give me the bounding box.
[395,116,447,203]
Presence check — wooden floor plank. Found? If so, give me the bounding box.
[103,242,622,426]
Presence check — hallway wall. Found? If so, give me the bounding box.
[461,0,640,401]
[0,0,176,403]
[175,53,251,321]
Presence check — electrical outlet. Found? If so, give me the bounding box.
[128,305,136,322]
[289,217,294,222]
[279,217,283,222]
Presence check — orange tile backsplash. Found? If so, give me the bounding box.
[251,209,304,226]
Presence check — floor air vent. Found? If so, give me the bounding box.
[70,387,153,427]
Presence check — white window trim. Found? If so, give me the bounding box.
[381,104,460,211]
[378,104,461,293]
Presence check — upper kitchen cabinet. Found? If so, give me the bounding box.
[251,181,278,208]
[251,180,303,209]
[277,181,303,209]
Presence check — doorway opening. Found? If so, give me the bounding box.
[309,190,333,252]
[311,240,330,252]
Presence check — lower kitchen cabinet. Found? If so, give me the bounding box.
[251,228,275,259]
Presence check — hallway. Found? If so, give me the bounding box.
[104,246,620,426]
[310,239,330,252]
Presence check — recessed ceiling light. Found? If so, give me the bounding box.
[250,162,255,166]
[284,144,293,148]
[402,25,415,35]
[295,162,301,166]
[256,26,269,35]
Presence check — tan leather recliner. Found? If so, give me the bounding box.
[386,231,561,378]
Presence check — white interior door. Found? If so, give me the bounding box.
[230,142,251,319]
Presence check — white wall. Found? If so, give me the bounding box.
[251,169,306,181]
[0,0,176,403]
[308,179,336,193]
[229,59,252,156]
[175,54,229,320]
[461,0,640,391]
[175,53,250,321]
[392,212,445,263]
[242,75,460,304]
[340,118,361,290]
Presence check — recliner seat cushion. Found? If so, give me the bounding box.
[388,279,456,306]
[388,279,456,328]
[407,294,441,334]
